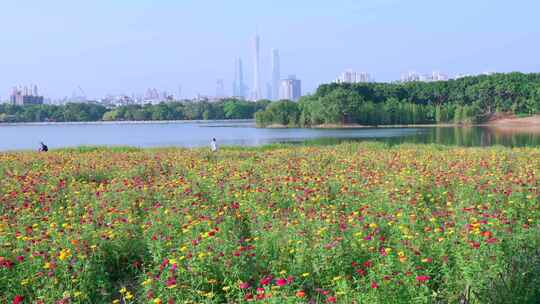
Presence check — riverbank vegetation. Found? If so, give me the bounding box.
[1,143,540,303]
[256,72,540,127]
[0,99,270,123]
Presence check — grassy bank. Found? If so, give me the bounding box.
[1,143,540,303]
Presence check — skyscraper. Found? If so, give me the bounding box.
[233,58,246,98]
[279,75,302,101]
[266,83,272,100]
[253,34,262,101]
[216,79,225,98]
[271,48,280,100]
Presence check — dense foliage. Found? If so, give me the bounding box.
[0,99,270,123]
[256,72,540,127]
[103,99,269,121]
[0,103,108,123]
[1,143,540,303]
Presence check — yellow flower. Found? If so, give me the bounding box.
[120,287,127,294]
[153,298,162,304]
[301,272,310,277]
[58,248,72,261]
[125,292,134,300]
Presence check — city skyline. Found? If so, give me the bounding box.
[1,1,539,99]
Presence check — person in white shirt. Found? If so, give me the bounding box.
[210,138,217,152]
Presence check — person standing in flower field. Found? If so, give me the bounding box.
[211,138,218,152]
[39,141,48,152]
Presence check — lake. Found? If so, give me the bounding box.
[1,120,540,151]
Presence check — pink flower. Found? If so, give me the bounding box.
[239,282,250,289]
[371,281,378,289]
[275,278,287,286]
[166,276,176,287]
[416,275,430,282]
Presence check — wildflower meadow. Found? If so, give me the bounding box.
[1,143,539,303]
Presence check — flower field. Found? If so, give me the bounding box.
[1,143,540,303]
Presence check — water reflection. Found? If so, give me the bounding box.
[1,121,540,151]
[305,126,540,147]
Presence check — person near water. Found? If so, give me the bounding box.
[210,138,217,152]
[39,142,48,152]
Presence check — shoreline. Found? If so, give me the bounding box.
[0,119,255,127]
[261,114,540,129]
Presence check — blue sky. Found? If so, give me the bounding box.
[1,0,539,99]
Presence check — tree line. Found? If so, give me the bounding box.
[255,72,540,127]
[0,99,270,123]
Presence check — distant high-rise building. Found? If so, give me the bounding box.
[9,85,44,105]
[233,58,247,98]
[336,69,371,83]
[271,48,280,100]
[253,34,262,101]
[401,71,448,82]
[266,82,272,100]
[431,71,448,81]
[279,75,302,101]
[216,79,225,98]
[401,71,421,82]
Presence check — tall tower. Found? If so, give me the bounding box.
[233,58,246,98]
[271,48,280,100]
[253,34,262,101]
[216,79,225,98]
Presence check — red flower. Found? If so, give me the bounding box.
[275,278,287,286]
[296,290,306,298]
[13,295,24,304]
[260,276,272,286]
[239,282,250,289]
[371,281,378,289]
[486,238,498,244]
[327,296,337,303]
[416,275,430,282]
[356,268,366,276]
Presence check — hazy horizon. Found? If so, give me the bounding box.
[1,0,539,99]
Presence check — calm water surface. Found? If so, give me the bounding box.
[0,120,539,151]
